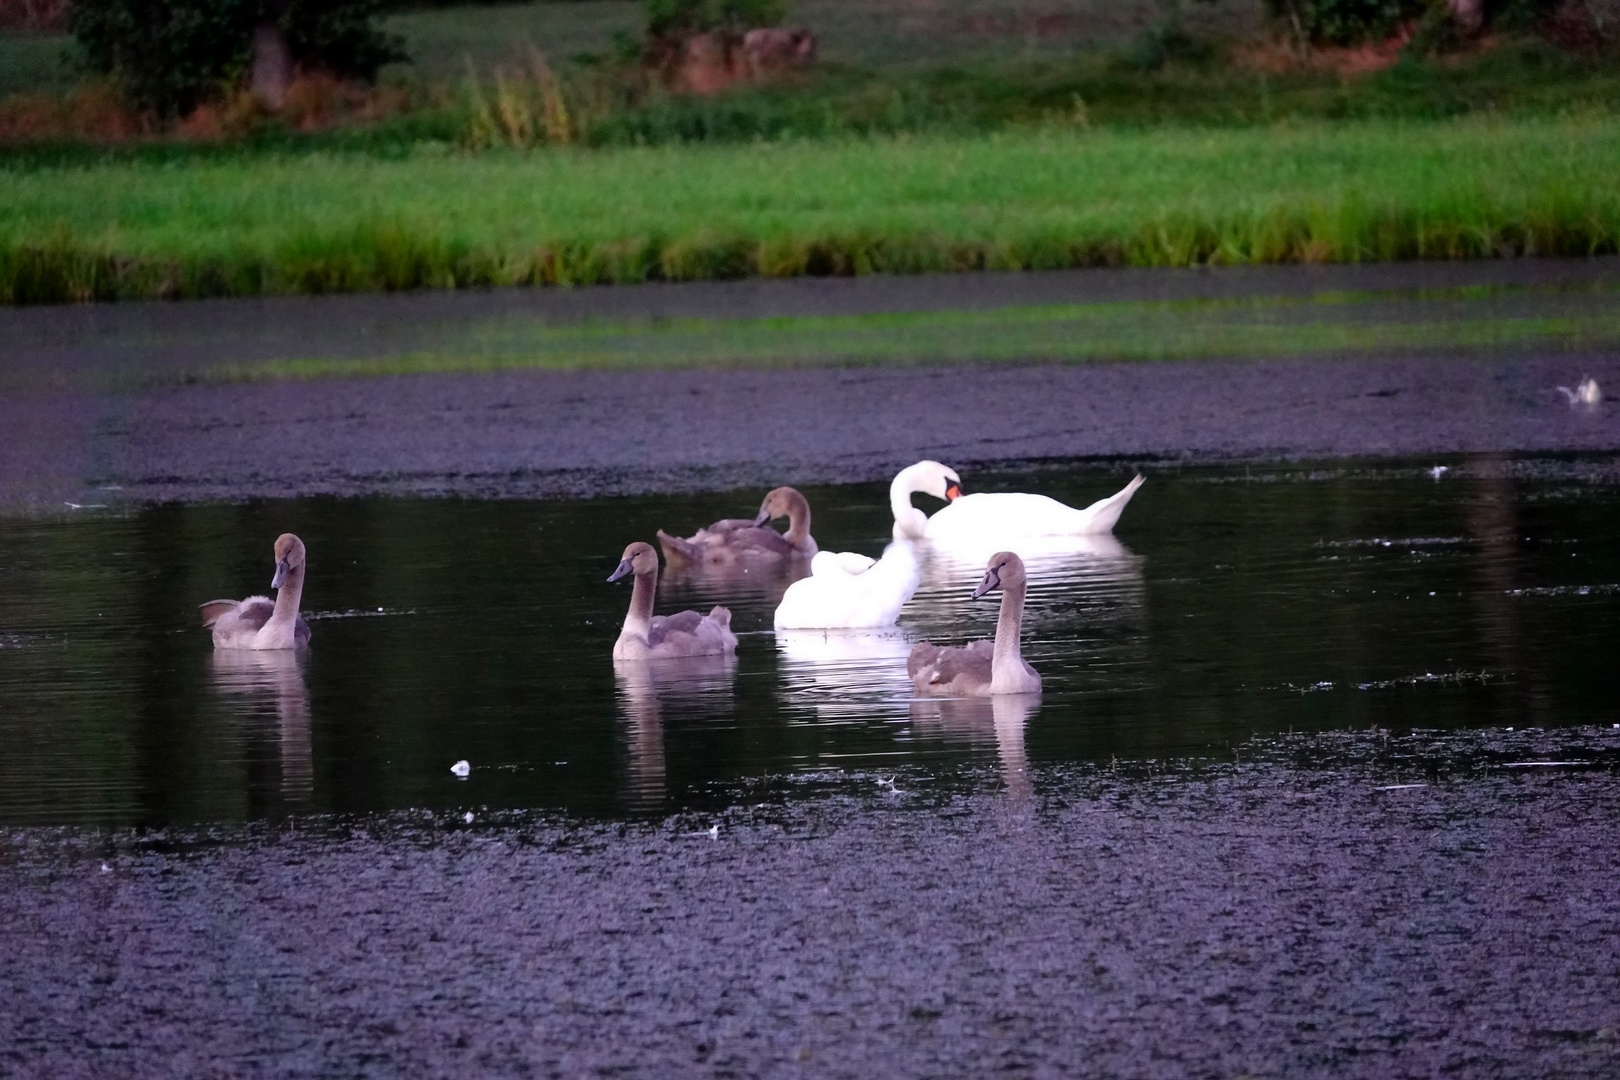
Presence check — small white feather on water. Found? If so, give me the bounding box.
[450,759,470,778]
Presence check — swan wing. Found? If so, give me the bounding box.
[925,476,1144,539]
[656,529,703,564]
[199,599,241,627]
[908,639,993,690]
[812,550,877,577]
[205,597,275,632]
[646,607,736,654]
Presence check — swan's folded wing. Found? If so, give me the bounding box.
[294,616,312,647]
[231,598,277,632]
[701,518,760,535]
[910,640,994,688]
[199,599,240,627]
[645,609,705,648]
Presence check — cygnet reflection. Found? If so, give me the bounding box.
[908,693,1039,803]
[613,653,738,810]
[909,534,1146,636]
[774,627,918,720]
[209,649,313,802]
[657,559,810,627]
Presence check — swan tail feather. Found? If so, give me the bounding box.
[1077,473,1145,535]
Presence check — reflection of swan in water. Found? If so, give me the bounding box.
[910,533,1145,639]
[774,627,917,719]
[210,649,312,801]
[908,694,1039,803]
[657,557,808,624]
[613,654,738,809]
[921,530,1135,578]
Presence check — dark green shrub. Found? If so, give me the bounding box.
[1265,0,1427,45]
[69,0,405,117]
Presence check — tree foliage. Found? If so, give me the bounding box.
[642,0,784,46]
[70,0,405,117]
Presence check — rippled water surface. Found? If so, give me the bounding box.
[1,456,1617,826]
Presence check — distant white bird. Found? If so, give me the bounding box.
[450,759,470,777]
[1429,466,1449,480]
[1557,377,1602,407]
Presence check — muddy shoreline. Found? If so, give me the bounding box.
[5,349,1620,510]
[4,741,1619,1079]
[2,260,1619,508]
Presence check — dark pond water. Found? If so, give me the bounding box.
[1,456,1617,828]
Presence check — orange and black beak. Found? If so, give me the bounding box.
[945,483,962,502]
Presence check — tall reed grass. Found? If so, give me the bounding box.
[4,116,1619,304]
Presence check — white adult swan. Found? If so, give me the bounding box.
[658,486,817,566]
[907,551,1040,697]
[773,540,920,629]
[608,542,738,660]
[200,533,312,650]
[890,460,1143,542]
[1557,377,1602,408]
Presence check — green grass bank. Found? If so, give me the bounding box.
[5,115,1620,304]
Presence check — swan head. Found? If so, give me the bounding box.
[890,461,962,539]
[271,533,306,590]
[895,461,962,502]
[752,486,807,527]
[971,551,1026,600]
[608,541,658,583]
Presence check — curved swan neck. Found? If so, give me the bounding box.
[624,566,657,636]
[782,491,812,548]
[271,563,305,625]
[890,467,928,539]
[991,579,1027,681]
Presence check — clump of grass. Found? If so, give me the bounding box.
[3,116,1620,304]
[464,47,619,149]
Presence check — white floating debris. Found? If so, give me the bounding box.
[1429,466,1448,480]
[1376,784,1427,791]
[100,862,111,873]
[450,760,470,778]
[1504,761,1586,768]
[463,811,474,823]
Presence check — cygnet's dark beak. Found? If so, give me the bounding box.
[271,559,289,589]
[945,483,962,502]
[971,567,1001,600]
[751,507,772,527]
[607,559,634,583]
